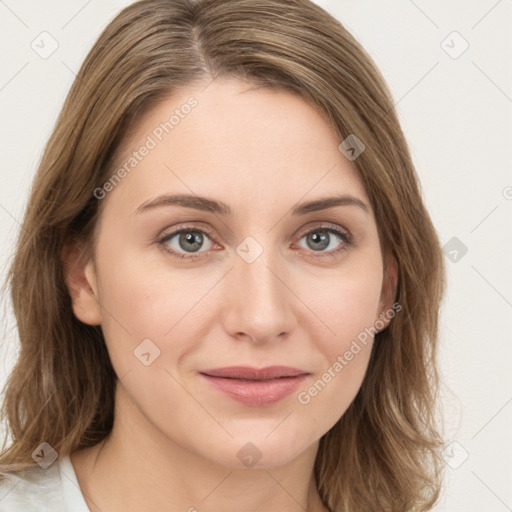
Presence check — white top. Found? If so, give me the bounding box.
[0,454,89,511]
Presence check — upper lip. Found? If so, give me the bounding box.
[200,366,309,380]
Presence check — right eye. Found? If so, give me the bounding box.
[158,226,217,260]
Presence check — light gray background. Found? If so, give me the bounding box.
[1,1,511,510]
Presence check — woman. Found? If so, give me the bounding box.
[0,0,446,510]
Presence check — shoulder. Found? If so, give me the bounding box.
[0,457,67,511]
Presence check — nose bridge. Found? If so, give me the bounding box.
[223,237,293,341]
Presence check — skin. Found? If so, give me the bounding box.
[64,77,397,512]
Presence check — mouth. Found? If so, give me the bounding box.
[200,365,309,380]
[199,366,309,406]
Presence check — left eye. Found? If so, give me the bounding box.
[296,228,346,253]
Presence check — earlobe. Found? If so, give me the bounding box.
[61,241,102,326]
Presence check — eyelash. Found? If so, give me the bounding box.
[157,223,353,261]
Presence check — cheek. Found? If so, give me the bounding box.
[292,261,382,427]
[303,257,383,344]
[296,342,373,440]
[92,256,212,434]
[295,285,378,435]
[93,238,224,378]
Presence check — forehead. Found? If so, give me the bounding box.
[101,77,369,219]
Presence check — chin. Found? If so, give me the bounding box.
[205,432,315,470]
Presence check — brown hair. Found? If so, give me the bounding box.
[0,0,446,510]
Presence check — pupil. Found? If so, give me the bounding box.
[308,231,329,251]
[181,231,203,252]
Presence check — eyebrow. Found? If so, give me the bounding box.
[133,193,369,216]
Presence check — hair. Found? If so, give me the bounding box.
[0,0,446,510]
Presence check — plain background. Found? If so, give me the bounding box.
[0,1,510,510]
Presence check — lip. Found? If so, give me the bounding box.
[199,366,309,407]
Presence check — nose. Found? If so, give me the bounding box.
[221,244,296,345]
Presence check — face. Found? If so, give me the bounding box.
[67,77,396,469]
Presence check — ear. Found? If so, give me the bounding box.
[61,240,102,326]
[376,253,399,331]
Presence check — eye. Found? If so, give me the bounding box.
[158,227,215,260]
[295,224,352,258]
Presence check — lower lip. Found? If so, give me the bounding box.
[200,374,308,406]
